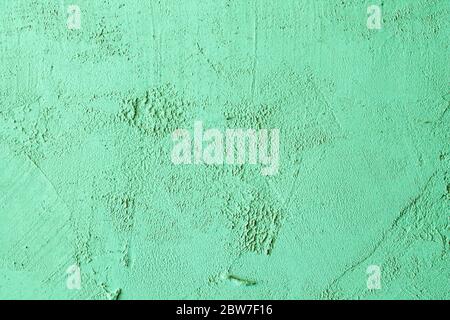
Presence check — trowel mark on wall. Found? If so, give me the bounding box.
[281,68,343,167]
[322,171,448,298]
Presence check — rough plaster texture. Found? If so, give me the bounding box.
[0,0,449,299]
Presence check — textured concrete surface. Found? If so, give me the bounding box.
[0,0,448,299]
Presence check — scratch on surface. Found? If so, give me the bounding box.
[443,91,450,102]
[251,0,259,102]
[437,102,449,122]
[195,43,222,76]
[21,152,78,256]
[150,2,162,83]
[306,69,342,132]
[324,172,437,290]
[24,153,69,211]
[149,2,159,82]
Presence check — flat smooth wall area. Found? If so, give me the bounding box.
[0,0,448,300]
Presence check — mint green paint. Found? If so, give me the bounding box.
[0,0,448,300]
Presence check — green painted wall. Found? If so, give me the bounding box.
[0,0,448,300]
